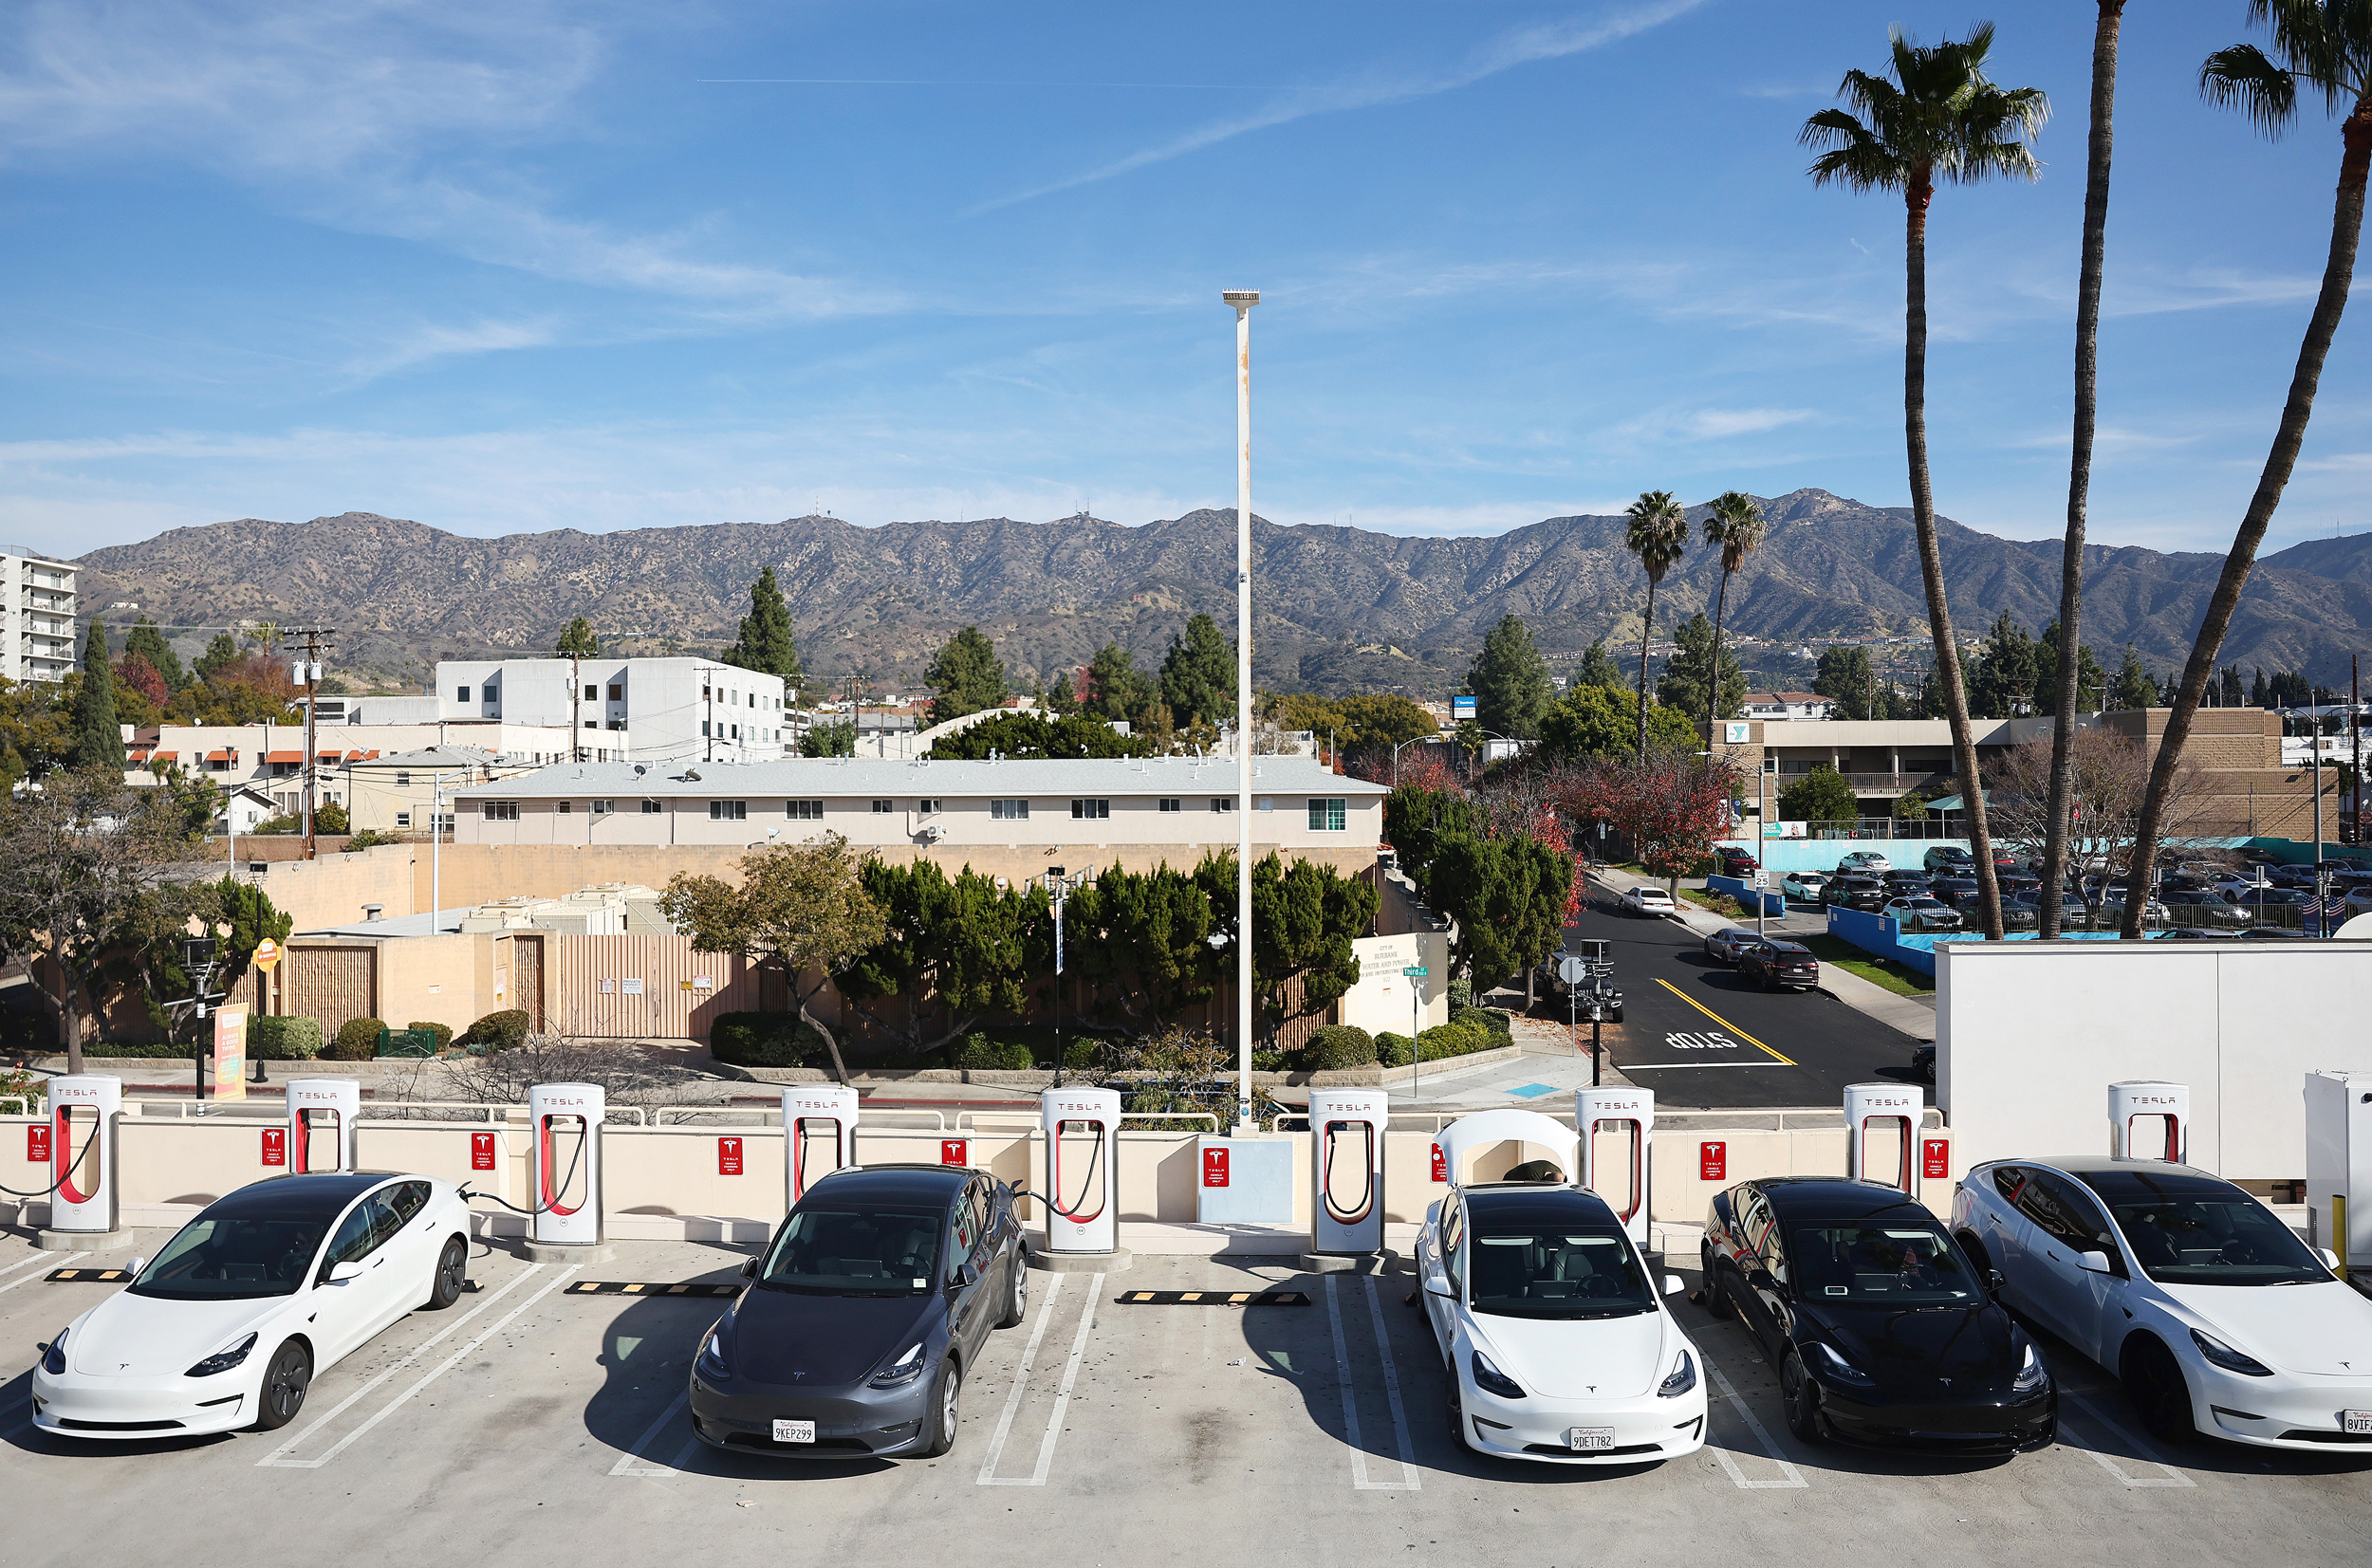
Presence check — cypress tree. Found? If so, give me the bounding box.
[76,618,126,769]
[721,567,802,685]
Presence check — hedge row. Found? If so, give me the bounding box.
[710,1011,828,1068]
[1376,1006,1512,1068]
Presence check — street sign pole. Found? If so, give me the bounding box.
[1753,868,1770,942]
[1403,965,1427,1098]
[1592,1015,1603,1087]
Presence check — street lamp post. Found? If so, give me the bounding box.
[1224,288,1258,1134]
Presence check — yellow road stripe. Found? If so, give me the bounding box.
[1652,979,1798,1065]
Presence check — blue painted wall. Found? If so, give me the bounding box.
[1705,873,1787,916]
[1731,837,1969,876]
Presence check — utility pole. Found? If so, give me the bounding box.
[2351,654,2362,852]
[1224,288,1258,1135]
[291,627,335,859]
[705,664,716,762]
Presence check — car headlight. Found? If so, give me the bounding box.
[2189,1327,2273,1377]
[868,1342,927,1390]
[695,1328,731,1379]
[1658,1349,1697,1399]
[184,1332,259,1378]
[1805,1341,1876,1388]
[1469,1349,1525,1399]
[2010,1338,2048,1393]
[41,1328,67,1376]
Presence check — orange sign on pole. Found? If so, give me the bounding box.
[252,938,282,973]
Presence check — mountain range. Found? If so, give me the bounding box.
[72,489,2372,696]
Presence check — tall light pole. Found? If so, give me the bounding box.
[1225,288,1258,1134]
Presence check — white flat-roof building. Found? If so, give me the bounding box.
[435,657,787,766]
[2,551,77,684]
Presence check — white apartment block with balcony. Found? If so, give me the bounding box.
[434,657,787,766]
[2,551,77,684]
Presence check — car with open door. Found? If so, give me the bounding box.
[687,1164,1028,1459]
[30,1172,473,1441]
[1702,1177,2054,1454]
[1952,1156,2372,1450]
[1414,1183,1705,1465]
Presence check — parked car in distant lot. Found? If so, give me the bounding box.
[1738,940,1820,992]
[1782,871,1829,901]
[1622,885,1677,917]
[1992,900,2039,932]
[1704,928,1761,965]
[1835,850,1892,875]
[1879,869,1932,895]
[1712,846,1760,877]
[1928,876,1980,911]
[2157,891,2253,931]
[1922,846,1975,874]
[2095,893,2173,929]
[1822,876,1889,913]
[1912,1042,1936,1082]
[1882,895,1964,932]
[2004,895,2103,931]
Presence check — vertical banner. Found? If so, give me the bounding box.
[213,1005,250,1102]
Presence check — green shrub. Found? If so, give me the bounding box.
[323,1017,386,1061]
[248,1015,323,1061]
[1297,1024,1378,1072]
[458,1008,530,1054]
[406,1021,454,1054]
[1447,975,1473,1010]
[1452,1005,1512,1044]
[1375,1031,1415,1067]
[954,1035,1035,1071]
[709,1011,825,1068]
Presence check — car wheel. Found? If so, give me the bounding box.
[917,1358,962,1457]
[2122,1337,2197,1446]
[1955,1229,1992,1276]
[252,1339,312,1431]
[1700,1253,1733,1319]
[1761,970,1776,992]
[1446,1378,1473,1452]
[1780,1350,1822,1444]
[425,1236,468,1310]
[1610,1005,1623,1023]
[994,1250,1028,1329]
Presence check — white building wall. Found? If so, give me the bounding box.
[2,552,78,684]
[435,657,787,766]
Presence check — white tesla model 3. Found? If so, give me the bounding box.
[1414,1182,1706,1463]
[31,1171,473,1440]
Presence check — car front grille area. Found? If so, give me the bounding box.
[56,1418,186,1431]
[725,1431,877,1453]
[2277,1429,2372,1444]
[1522,1441,1665,1458]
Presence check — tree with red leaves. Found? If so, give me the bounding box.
[1553,747,1743,894]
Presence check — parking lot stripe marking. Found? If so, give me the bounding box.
[1617,1062,1783,1071]
[1651,982,1797,1065]
[1362,1275,1420,1491]
[1110,1290,1308,1306]
[1701,1357,1807,1489]
[1025,1271,1101,1486]
[1323,1275,1376,1489]
[2058,1390,2196,1488]
[256,1261,547,1468]
[0,1253,84,1293]
[976,1272,1067,1486]
[609,1391,693,1478]
[0,1251,55,1280]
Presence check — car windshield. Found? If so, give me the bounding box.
[1787,1222,1979,1304]
[2075,1171,2327,1286]
[759,1204,944,1295]
[129,1212,329,1300]
[1468,1226,1655,1319]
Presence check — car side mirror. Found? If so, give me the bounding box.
[2075,1250,2113,1275]
[125,1256,147,1277]
[1983,1268,2006,1296]
[950,1264,976,1290]
[327,1260,365,1284]
[2320,1248,2343,1270]
[1662,1275,1685,1297]
[739,1257,758,1280]
[1423,1271,1455,1300]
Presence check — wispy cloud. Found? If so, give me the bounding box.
[967,0,1711,213]
[1598,405,1819,450]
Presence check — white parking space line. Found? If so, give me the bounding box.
[1324,1273,1418,1491]
[0,1253,85,1294]
[0,1251,58,1281]
[254,1261,556,1469]
[1701,1356,1808,1489]
[1022,1270,1101,1486]
[609,1391,693,1479]
[1360,1275,1420,1491]
[975,1272,1066,1486]
[2057,1388,2196,1489]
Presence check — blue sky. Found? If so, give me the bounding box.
[4,1,2371,563]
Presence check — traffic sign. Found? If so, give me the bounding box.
[252,938,282,973]
[1752,870,1769,888]
[1557,955,1590,985]
[1401,966,1427,976]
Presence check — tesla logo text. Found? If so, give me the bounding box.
[1700,1142,1727,1182]
[718,1137,744,1176]
[1202,1148,1230,1188]
[941,1138,969,1167]
[470,1132,497,1171]
[261,1128,286,1167]
[1921,1139,1950,1180]
[1430,1143,1447,1183]
[27,1125,48,1163]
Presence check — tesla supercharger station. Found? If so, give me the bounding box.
[1040,1087,1120,1256]
[1844,1083,1922,1193]
[784,1084,858,1208]
[2108,1080,2189,1163]
[2306,1070,2372,1281]
[1308,1088,1389,1258]
[46,1075,123,1240]
[1576,1087,1655,1253]
[528,1082,605,1249]
[287,1078,362,1173]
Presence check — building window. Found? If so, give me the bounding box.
[395,771,411,787]
[395,811,412,828]
[872,800,894,814]
[592,800,615,815]
[731,724,740,740]
[641,801,662,814]
[609,684,623,701]
[455,686,472,703]
[700,721,710,737]
[1306,798,1346,832]
[1158,798,1181,813]
[788,801,825,821]
[919,799,941,815]
[710,801,748,821]
[583,719,596,729]
[484,802,519,821]
[1212,798,1234,812]
[1070,799,1109,820]
[584,684,598,701]
[991,799,1030,820]
[556,801,573,814]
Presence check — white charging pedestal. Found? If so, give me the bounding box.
[784,1085,859,1208]
[1577,1086,1656,1263]
[1304,1088,1389,1272]
[1844,1083,1921,1194]
[287,1078,362,1173]
[524,1082,609,1262]
[2108,1081,2189,1164]
[1036,1087,1126,1272]
[2305,1071,2372,1291]
[41,1075,132,1251]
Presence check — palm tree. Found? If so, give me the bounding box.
[2041,1,2127,942]
[1801,24,2047,943]
[2126,3,2372,935]
[1621,490,1689,760]
[1700,491,1767,744]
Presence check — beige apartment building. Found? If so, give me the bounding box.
[3,550,77,684]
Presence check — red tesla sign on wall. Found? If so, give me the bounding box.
[1430,1143,1447,1183]
[718,1136,744,1176]
[1202,1147,1230,1188]
[1922,1139,1950,1181]
[941,1138,969,1167]
[471,1131,497,1171]
[260,1128,286,1167]
[28,1124,49,1164]
[1700,1141,1727,1182]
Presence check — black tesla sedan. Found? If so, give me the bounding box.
[689,1165,1028,1458]
[1701,1177,2054,1455]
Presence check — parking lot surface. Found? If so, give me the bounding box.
[8,1227,2368,1567]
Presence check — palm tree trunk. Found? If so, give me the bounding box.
[1635,578,1659,761]
[2041,0,2123,941]
[1706,567,1733,746]
[1903,171,2005,940]
[2126,100,2372,933]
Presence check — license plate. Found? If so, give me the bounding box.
[1566,1426,1616,1451]
[2345,1411,2372,1436]
[772,1419,815,1444]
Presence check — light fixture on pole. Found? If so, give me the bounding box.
[1224,288,1259,1134]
